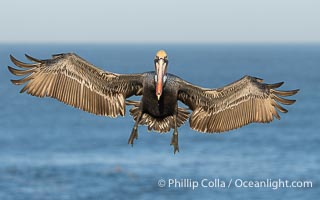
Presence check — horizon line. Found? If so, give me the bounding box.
[1,41,320,45]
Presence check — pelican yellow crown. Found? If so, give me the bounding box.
[156,50,167,59]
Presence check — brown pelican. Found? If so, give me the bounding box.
[8,50,299,153]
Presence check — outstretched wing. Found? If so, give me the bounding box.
[177,75,299,133]
[9,53,143,117]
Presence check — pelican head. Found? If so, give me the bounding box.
[154,50,168,100]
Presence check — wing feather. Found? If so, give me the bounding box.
[177,75,299,133]
[9,53,143,117]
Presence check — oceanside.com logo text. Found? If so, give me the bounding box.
[157,178,313,190]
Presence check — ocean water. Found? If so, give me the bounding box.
[0,44,319,200]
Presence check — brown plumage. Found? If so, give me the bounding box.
[8,51,299,153]
[178,76,298,133]
[9,53,143,117]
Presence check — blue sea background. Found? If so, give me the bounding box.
[0,44,318,199]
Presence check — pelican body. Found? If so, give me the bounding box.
[142,72,178,117]
[8,50,299,153]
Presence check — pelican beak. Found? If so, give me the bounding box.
[155,58,166,100]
